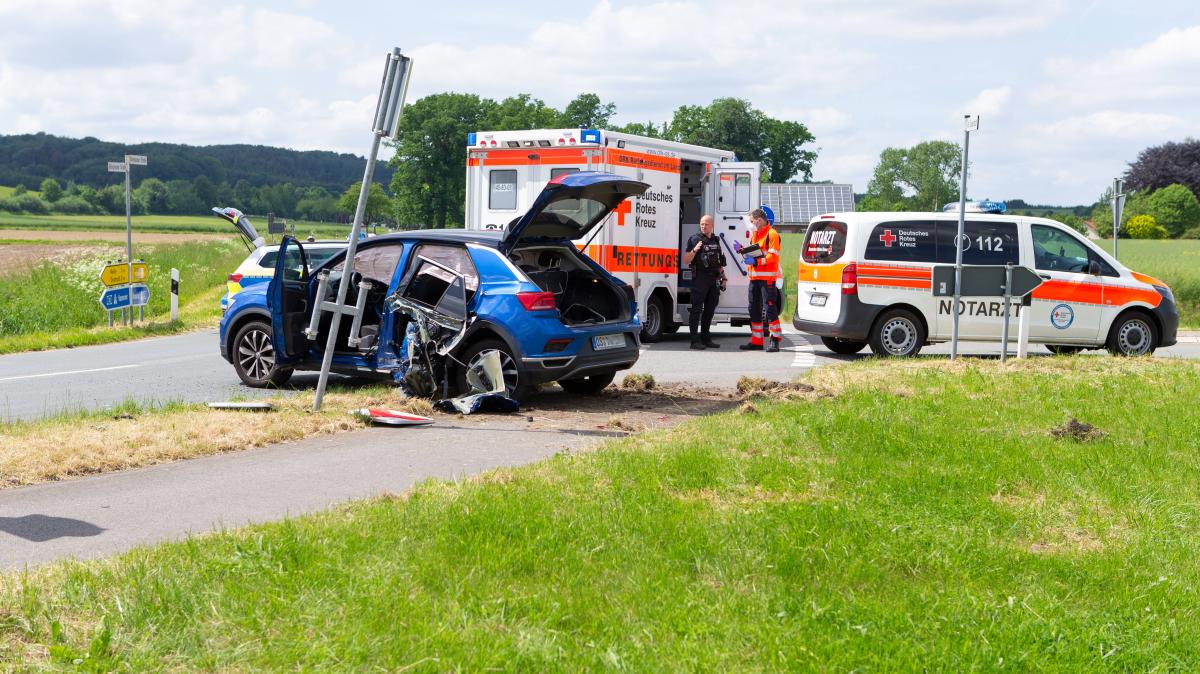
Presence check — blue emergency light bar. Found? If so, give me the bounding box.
[943,200,1006,214]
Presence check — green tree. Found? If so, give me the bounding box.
[39,178,62,203]
[1056,213,1088,235]
[232,179,257,208]
[863,141,962,211]
[95,184,125,214]
[614,120,665,138]
[337,182,393,223]
[1125,214,1168,239]
[165,179,202,215]
[134,178,170,213]
[192,175,218,211]
[763,118,817,183]
[1091,188,1150,238]
[665,98,815,181]
[390,93,497,228]
[560,93,616,129]
[488,94,560,130]
[12,184,27,196]
[1145,183,1200,237]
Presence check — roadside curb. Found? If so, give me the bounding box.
[1177,331,1200,344]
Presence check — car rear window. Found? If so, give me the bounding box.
[802,220,847,263]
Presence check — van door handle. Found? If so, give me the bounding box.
[1038,273,1051,280]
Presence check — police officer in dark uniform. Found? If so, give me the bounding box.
[683,214,727,350]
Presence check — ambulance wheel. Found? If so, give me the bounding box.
[640,296,666,343]
[868,309,925,357]
[232,320,293,388]
[662,322,681,334]
[1106,311,1158,356]
[821,337,868,355]
[558,371,616,395]
[1046,344,1086,355]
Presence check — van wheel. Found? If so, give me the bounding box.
[821,336,868,355]
[868,309,925,357]
[558,371,616,395]
[640,296,666,343]
[232,320,293,387]
[1106,312,1158,356]
[456,338,532,402]
[1046,344,1086,355]
[662,322,681,335]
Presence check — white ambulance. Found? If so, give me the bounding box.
[464,128,761,341]
[793,212,1179,356]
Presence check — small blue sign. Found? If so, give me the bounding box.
[100,284,150,311]
[1050,303,1074,329]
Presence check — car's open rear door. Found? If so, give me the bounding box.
[266,236,310,363]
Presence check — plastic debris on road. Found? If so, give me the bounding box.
[207,401,275,411]
[353,408,435,426]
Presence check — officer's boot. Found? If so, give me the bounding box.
[765,338,780,353]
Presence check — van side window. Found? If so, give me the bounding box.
[489,170,517,210]
[935,221,1019,265]
[802,220,847,263]
[865,222,937,262]
[1031,225,1115,275]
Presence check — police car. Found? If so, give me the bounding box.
[793,212,1178,357]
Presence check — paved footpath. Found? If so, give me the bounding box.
[0,416,616,569]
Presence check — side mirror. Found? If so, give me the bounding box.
[1088,259,1102,276]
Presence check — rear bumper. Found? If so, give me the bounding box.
[520,331,640,384]
[792,294,884,342]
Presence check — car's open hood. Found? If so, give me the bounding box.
[500,172,648,250]
[212,206,265,249]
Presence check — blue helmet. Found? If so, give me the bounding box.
[760,205,775,225]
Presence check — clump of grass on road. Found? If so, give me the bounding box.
[4,357,1200,670]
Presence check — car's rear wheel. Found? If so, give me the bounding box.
[1107,311,1158,356]
[820,336,868,355]
[456,338,532,402]
[558,371,616,395]
[1046,344,1086,355]
[232,320,293,388]
[640,295,666,343]
[868,308,925,357]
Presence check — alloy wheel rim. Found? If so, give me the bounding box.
[881,318,917,355]
[238,329,275,381]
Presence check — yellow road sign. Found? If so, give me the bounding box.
[100,261,149,287]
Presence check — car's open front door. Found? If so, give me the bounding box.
[266,236,311,364]
[709,162,761,313]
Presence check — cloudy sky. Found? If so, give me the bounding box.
[1,0,1196,204]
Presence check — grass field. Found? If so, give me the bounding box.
[780,233,1200,328]
[3,357,1198,669]
[0,186,40,200]
[0,212,353,240]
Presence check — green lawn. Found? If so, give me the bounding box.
[0,212,354,240]
[4,358,1199,670]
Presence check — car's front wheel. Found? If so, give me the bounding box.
[558,371,616,395]
[456,338,532,402]
[1107,312,1158,356]
[232,320,293,388]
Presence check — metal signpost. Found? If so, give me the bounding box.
[950,114,979,360]
[108,154,148,323]
[1111,177,1126,260]
[933,264,1043,361]
[312,47,412,412]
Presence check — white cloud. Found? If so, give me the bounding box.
[961,86,1012,120]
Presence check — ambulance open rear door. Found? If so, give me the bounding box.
[709,162,760,314]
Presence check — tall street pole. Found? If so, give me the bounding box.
[950,114,978,361]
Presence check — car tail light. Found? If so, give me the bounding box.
[517,291,557,311]
[841,263,857,295]
[543,338,572,353]
[228,273,243,283]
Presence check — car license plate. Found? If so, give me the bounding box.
[592,334,625,351]
[809,293,828,307]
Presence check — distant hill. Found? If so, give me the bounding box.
[0,133,393,192]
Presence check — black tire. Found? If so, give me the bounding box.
[640,295,667,343]
[456,338,532,402]
[662,322,681,335]
[1106,311,1158,356]
[558,371,617,395]
[1046,344,1087,355]
[232,320,293,388]
[821,336,868,355]
[868,308,926,357]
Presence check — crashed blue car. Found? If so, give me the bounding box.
[219,171,647,401]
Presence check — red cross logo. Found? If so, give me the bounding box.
[879,229,897,247]
[614,200,631,226]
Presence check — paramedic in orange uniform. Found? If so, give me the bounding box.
[740,208,783,352]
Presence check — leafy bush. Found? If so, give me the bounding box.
[1145,183,1200,238]
[1126,214,1168,239]
[8,193,51,214]
[0,197,21,213]
[1182,227,1200,240]
[52,195,101,215]
[1056,213,1088,234]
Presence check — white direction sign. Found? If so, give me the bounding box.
[107,162,128,173]
[126,154,148,165]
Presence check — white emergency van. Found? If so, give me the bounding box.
[464,128,761,341]
[793,212,1179,356]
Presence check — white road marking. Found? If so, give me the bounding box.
[785,336,818,368]
[0,363,140,383]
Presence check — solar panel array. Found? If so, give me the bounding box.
[760,183,854,225]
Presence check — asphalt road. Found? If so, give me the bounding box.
[2,326,1199,422]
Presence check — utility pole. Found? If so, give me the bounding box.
[950,115,978,361]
